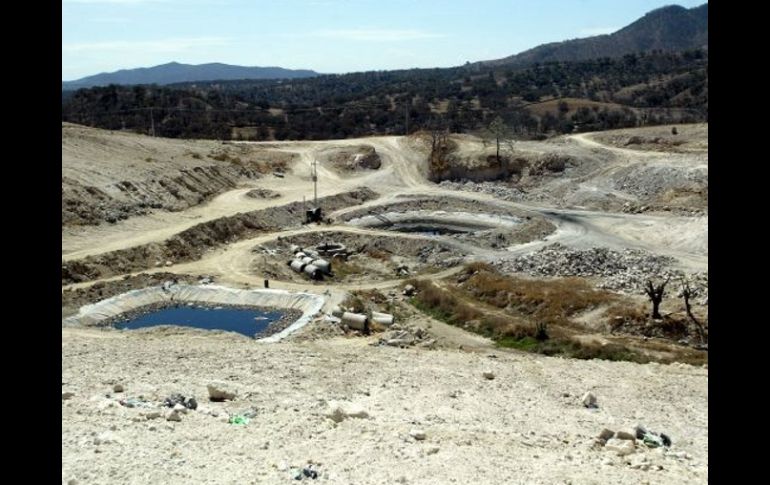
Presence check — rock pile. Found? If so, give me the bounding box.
[496,243,708,299]
[375,324,436,348]
[438,180,529,202]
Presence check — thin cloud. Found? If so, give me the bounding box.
[578,26,618,37]
[315,29,446,42]
[62,37,231,54]
[63,0,165,4]
[88,17,129,23]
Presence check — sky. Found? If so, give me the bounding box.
[62,0,707,81]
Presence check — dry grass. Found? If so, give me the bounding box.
[461,269,616,328]
[407,265,705,364]
[330,259,366,279]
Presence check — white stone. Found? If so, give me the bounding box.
[166,409,182,422]
[605,438,635,456]
[409,429,427,440]
[582,392,597,408]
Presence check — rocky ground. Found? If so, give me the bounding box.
[62,328,707,485]
[495,243,708,301]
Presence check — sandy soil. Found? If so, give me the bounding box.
[62,328,707,485]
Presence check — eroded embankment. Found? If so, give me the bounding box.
[63,165,260,226]
[63,284,325,343]
[62,189,378,285]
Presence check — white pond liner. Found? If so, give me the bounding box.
[62,284,325,343]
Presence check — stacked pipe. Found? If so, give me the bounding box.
[287,247,329,280]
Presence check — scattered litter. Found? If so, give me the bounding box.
[228,415,250,425]
[163,394,198,410]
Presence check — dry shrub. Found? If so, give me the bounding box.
[366,248,391,261]
[464,268,615,326]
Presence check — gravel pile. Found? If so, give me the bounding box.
[438,180,545,202]
[613,164,707,199]
[495,243,708,300]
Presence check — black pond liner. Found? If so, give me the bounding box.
[111,303,302,339]
[388,223,472,236]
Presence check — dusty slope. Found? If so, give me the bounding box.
[62,328,707,485]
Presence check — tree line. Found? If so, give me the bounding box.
[61,49,707,140]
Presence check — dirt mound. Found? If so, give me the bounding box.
[245,188,281,199]
[318,145,381,171]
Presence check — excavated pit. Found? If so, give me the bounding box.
[62,284,325,342]
[346,211,523,234]
[255,231,467,283]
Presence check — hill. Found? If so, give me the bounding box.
[62,62,319,90]
[483,4,707,67]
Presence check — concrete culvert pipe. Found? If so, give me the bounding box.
[290,245,301,254]
[331,306,344,318]
[301,256,315,266]
[312,258,332,274]
[371,311,394,326]
[303,264,323,280]
[295,252,307,259]
[290,260,307,273]
[342,312,368,331]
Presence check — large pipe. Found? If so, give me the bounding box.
[341,312,368,331]
[290,260,306,272]
[303,264,322,280]
[290,244,301,254]
[295,252,307,259]
[312,258,331,274]
[371,311,395,326]
[301,256,315,266]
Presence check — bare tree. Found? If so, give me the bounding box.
[485,116,515,165]
[644,277,670,320]
[681,280,706,343]
[427,117,450,174]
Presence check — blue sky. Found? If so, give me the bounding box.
[62,0,706,80]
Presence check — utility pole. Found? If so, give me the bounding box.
[149,107,155,137]
[405,104,409,135]
[312,159,318,206]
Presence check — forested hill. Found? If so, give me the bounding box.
[62,62,319,90]
[61,49,707,141]
[481,4,708,67]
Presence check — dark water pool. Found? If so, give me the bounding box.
[390,224,469,236]
[114,305,286,338]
